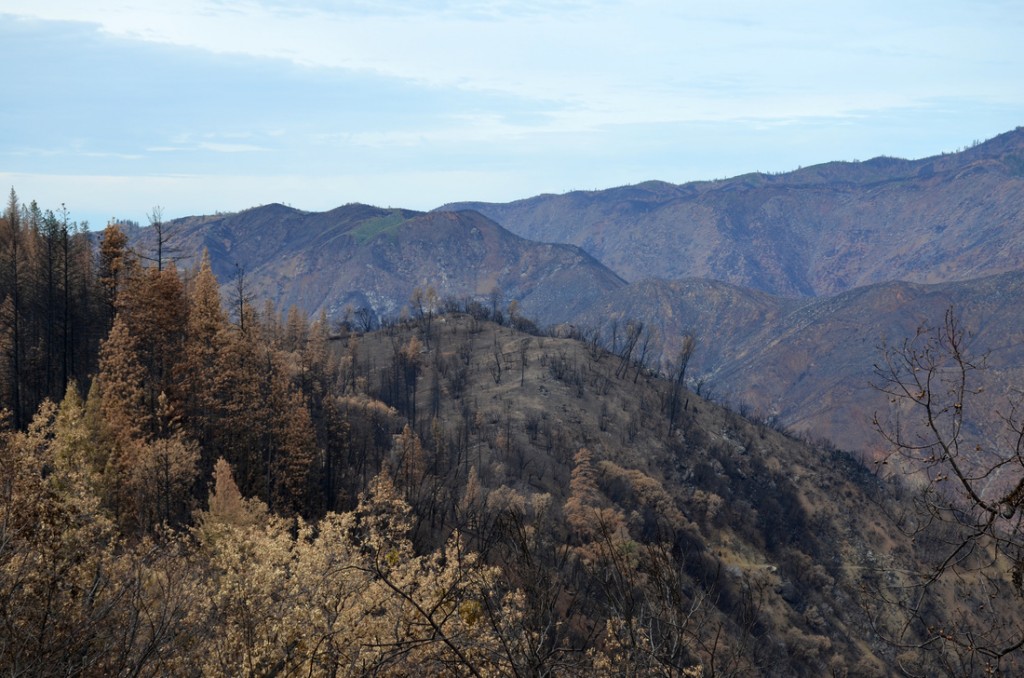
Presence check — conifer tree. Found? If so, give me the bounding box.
[141,393,199,528]
[0,188,25,426]
[272,387,320,516]
[283,304,308,352]
[205,457,262,528]
[92,316,150,528]
[178,250,229,465]
[96,315,150,442]
[115,263,189,415]
[97,222,130,329]
[302,307,334,401]
[212,319,273,501]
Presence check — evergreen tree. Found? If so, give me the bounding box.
[211,316,274,501]
[97,221,130,330]
[0,188,25,426]
[178,250,229,470]
[115,262,189,420]
[272,387,320,516]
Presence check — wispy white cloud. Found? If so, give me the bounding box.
[148,142,267,153]
[81,151,147,160]
[7,0,1020,130]
[4,145,143,161]
[200,142,267,153]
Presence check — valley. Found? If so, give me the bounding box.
[3,128,1024,676]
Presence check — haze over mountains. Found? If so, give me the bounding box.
[131,127,1024,458]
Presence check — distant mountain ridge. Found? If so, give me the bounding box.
[126,203,625,326]
[442,127,1024,296]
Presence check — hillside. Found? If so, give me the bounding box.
[354,314,899,675]
[573,271,1024,465]
[125,203,625,326]
[442,128,1024,296]
[300,313,1024,675]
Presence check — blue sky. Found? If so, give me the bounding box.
[2,0,1021,229]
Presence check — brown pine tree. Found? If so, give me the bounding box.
[115,262,189,418]
[92,305,199,534]
[91,316,150,529]
[272,386,320,516]
[142,392,199,528]
[211,320,274,501]
[95,315,150,443]
[204,457,263,528]
[96,222,131,331]
[177,250,229,466]
[283,304,308,352]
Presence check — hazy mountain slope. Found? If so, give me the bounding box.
[127,203,625,326]
[570,277,802,375]
[443,128,1024,296]
[712,271,1024,458]
[573,271,1024,460]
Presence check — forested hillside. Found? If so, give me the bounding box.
[4,191,1024,676]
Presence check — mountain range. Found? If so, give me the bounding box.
[127,127,1024,461]
[444,127,1024,296]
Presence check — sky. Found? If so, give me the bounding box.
[2,0,1022,229]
